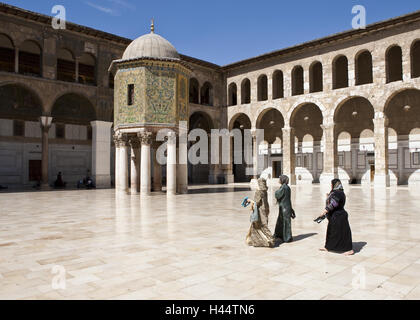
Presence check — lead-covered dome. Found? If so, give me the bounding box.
[122,27,179,61]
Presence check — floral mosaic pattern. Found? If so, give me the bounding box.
[145,67,176,124]
[114,62,191,128]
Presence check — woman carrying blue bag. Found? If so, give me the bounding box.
[243,178,275,248]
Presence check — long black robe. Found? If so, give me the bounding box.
[274,184,293,242]
[324,190,353,252]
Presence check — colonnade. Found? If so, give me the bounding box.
[114,130,188,195]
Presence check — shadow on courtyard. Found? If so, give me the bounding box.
[273,233,318,247]
[187,187,251,194]
[352,241,368,254]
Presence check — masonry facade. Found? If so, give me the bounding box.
[0,3,419,189]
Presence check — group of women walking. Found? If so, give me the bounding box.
[245,177,354,256]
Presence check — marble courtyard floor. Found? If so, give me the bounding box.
[1,184,420,300]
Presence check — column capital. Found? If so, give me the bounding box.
[374,111,389,126]
[321,123,335,131]
[39,116,53,131]
[138,130,153,145]
[113,133,129,147]
[129,136,141,149]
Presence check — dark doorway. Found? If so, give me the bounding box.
[29,160,41,182]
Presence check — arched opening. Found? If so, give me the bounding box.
[228,82,237,106]
[189,78,199,104]
[386,89,420,184]
[272,70,284,99]
[291,66,304,96]
[0,84,43,185]
[51,93,96,140]
[19,40,42,77]
[256,109,284,179]
[355,50,373,85]
[0,84,43,122]
[333,55,349,89]
[0,33,15,72]
[241,78,251,104]
[50,93,96,184]
[78,53,96,85]
[334,97,375,184]
[386,45,403,83]
[57,48,76,82]
[200,82,213,106]
[188,112,213,184]
[257,74,268,101]
[309,61,323,93]
[291,103,323,183]
[411,40,420,79]
[338,132,351,152]
[229,113,252,182]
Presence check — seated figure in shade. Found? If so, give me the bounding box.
[54,172,66,188]
[245,178,275,248]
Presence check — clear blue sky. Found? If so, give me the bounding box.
[3,0,420,65]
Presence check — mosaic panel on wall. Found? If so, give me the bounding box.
[114,68,145,126]
[144,66,176,125]
[177,74,189,123]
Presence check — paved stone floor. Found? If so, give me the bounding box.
[1,183,420,300]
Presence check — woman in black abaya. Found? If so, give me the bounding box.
[318,179,354,256]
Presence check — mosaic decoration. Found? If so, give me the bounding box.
[114,68,145,126]
[144,67,176,124]
[177,74,189,122]
[114,60,191,129]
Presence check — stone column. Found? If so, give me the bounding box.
[113,133,120,190]
[167,131,177,195]
[129,136,140,194]
[139,131,152,196]
[373,112,390,187]
[252,129,258,181]
[75,58,79,83]
[282,127,296,185]
[14,48,19,73]
[118,134,129,192]
[91,121,113,188]
[351,138,358,181]
[39,116,53,188]
[152,143,162,192]
[319,122,338,185]
[177,131,188,194]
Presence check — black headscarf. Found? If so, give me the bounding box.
[331,179,344,192]
[279,175,289,185]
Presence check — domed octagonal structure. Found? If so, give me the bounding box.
[110,22,191,197]
[111,22,191,133]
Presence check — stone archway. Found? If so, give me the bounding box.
[334,96,374,184]
[290,103,323,183]
[256,108,285,180]
[385,88,420,185]
[188,111,214,184]
[229,113,252,183]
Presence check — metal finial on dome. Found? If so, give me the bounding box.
[151,18,155,33]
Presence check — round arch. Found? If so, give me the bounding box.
[334,96,375,138]
[228,82,237,106]
[0,33,15,73]
[290,102,323,141]
[51,93,96,125]
[228,112,252,131]
[0,83,43,120]
[256,108,285,144]
[189,111,214,133]
[384,88,420,135]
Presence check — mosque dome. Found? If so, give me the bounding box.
[122,21,179,61]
